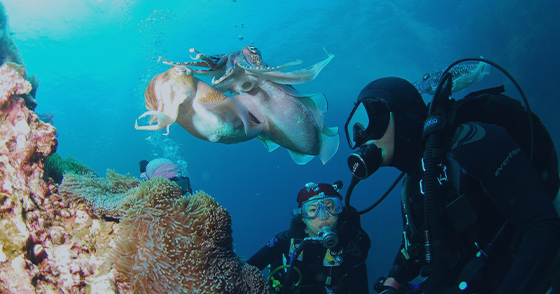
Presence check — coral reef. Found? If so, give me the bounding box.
[0,54,99,293]
[0,4,267,292]
[0,179,124,293]
[0,62,57,198]
[3,165,269,293]
[44,153,97,184]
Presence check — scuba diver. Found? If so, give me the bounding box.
[344,74,560,293]
[139,158,192,195]
[247,181,371,294]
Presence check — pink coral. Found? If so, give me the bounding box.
[0,62,57,198]
[0,62,30,103]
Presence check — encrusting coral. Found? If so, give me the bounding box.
[0,62,57,199]
[0,2,40,111]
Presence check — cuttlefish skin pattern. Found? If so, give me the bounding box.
[236,81,339,164]
[413,61,491,94]
[136,66,262,144]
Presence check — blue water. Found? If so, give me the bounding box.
[3,0,559,288]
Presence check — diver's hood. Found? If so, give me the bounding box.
[357,77,428,173]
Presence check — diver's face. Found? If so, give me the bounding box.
[303,214,338,237]
[364,112,395,167]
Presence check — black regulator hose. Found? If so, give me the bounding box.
[345,173,405,215]
[345,176,361,208]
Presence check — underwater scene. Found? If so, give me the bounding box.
[0,0,559,292]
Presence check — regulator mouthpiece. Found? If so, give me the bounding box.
[318,226,339,248]
[347,144,383,180]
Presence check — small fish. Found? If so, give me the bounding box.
[413,61,491,94]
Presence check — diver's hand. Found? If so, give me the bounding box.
[375,277,401,294]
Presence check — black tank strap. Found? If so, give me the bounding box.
[463,85,505,99]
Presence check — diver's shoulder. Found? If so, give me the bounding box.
[449,122,509,150]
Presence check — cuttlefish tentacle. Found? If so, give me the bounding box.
[163,46,306,88]
[242,48,334,85]
[159,56,217,75]
[189,47,230,69]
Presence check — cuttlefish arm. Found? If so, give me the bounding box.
[159,56,220,76]
[135,66,195,135]
[135,110,175,135]
[240,48,334,85]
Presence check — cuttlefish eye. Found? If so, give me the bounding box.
[174,66,192,75]
[247,46,259,54]
[423,73,431,80]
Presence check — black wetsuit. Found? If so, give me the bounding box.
[388,122,560,294]
[247,208,371,294]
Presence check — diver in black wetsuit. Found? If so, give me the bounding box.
[344,77,560,294]
[247,182,371,294]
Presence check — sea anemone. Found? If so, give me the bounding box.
[111,178,269,293]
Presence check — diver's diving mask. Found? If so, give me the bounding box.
[294,194,343,219]
[345,98,390,179]
[344,98,391,149]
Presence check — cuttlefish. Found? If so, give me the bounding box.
[135,63,339,164]
[161,46,334,94]
[135,66,264,143]
[413,61,491,94]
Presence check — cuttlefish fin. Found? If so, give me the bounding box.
[243,48,334,85]
[289,151,315,165]
[275,83,328,113]
[318,126,340,164]
[258,137,281,152]
[290,91,329,130]
[284,126,339,165]
[135,110,175,135]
